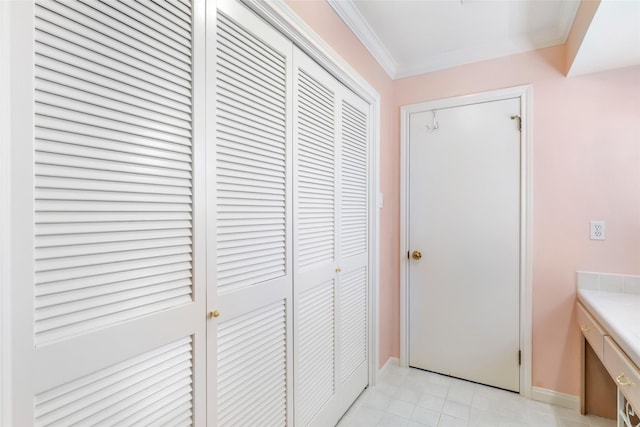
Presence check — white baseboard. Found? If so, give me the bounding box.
[531,386,580,411]
[378,356,399,377]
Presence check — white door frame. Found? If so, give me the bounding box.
[399,86,533,397]
[241,0,382,387]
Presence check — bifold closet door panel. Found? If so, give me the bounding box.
[11,0,207,424]
[213,0,293,425]
[292,47,339,427]
[335,86,370,415]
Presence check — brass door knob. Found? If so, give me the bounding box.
[412,250,422,260]
[209,310,220,318]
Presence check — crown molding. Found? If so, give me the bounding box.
[327,0,397,79]
[395,34,568,79]
[327,0,580,81]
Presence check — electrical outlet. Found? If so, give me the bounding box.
[590,220,605,240]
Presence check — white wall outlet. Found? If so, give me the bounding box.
[590,220,605,240]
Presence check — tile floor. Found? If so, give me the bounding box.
[337,363,616,427]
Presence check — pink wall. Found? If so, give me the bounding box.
[284,0,401,369]
[288,1,640,396]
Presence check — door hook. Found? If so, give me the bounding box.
[426,110,439,132]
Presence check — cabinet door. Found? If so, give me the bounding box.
[212,0,293,425]
[10,0,206,423]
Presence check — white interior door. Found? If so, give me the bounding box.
[408,97,521,392]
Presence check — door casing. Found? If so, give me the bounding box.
[399,85,533,398]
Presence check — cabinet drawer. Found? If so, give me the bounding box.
[576,302,607,358]
[603,336,640,413]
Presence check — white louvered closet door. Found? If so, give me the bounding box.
[212,0,293,425]
[334,83,370,418]
[293,47,370,427]
[292,48,339,427]
[10,0,206,424]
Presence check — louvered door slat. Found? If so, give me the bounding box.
[296,280,335,426]
[36,80,191,132]
[34,0,195,351]
[35,55,191,113]
[112,1,191,42]
[35,337,193,426]
[34,48,190,109]
[36,138,190,170]
[340,100,368,258]
[216,129,285,157]
[216,11,287,295]
[217,16,285,76]
[36,275,191,310]
[36,235,191,260]
[36,68,191,122]
[339,267,367,381]
[120,386,192,425]
[35,285,192,331]
[36,103,191,146]
[35,22,190,97]
[36,166,190,189]
[296,69,336,270]
[64,1,191,61]
[217,301,287,426]
[77,0,191,55]
[37,2,191,77]
[131,0,191,33]
[217,25,285,78]
[36,121,192,159]
[161,0,192,22]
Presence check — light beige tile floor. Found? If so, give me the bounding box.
[337,364,616,427]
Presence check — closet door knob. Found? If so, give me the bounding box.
[412,250,422,260]
[209,310,220,318]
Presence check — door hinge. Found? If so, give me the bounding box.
[518,350,522,366]
[511,115,522,131]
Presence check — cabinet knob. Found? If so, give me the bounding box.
[580,324,590,333]
[616,373,633,387]
[412,250,422,260]
[209,310,220,318]
[336,267,341,273]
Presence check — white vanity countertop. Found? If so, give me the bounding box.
[578,289,640,367]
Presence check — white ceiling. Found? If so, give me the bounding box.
[329,0,582,79]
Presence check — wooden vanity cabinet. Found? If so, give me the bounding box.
[578,301,640,426]
[578,302,617,419]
